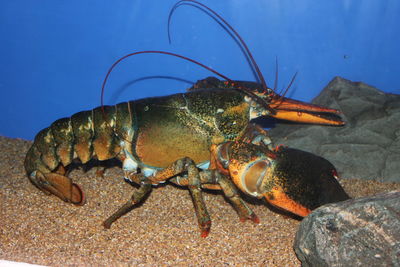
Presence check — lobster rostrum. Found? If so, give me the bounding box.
[24,0,347,236]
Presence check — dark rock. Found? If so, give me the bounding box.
[294,190,400,267]
[269,77,400,182]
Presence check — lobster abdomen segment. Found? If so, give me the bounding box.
[25,102,136,175]
[92,106,121,161]
[71,110,95,164]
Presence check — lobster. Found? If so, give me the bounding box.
[24,0,347,237]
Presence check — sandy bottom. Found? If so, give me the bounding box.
[1,136,399,266]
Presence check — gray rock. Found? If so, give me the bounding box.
[269,77,400,182]
[294,191,400,267]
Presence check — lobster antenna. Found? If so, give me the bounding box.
[273,56,279,92]
[168,0,269,92]
[100,50,232,110]
[167,4,180,44]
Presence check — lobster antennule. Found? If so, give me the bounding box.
[101,50,233,108]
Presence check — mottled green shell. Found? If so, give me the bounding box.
[25,88,252,173]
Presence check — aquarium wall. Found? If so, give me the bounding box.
[1,0,399,140]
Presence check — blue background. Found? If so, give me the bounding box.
[1,0,399,140]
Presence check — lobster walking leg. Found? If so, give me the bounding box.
[103,177,152,229]
[216,174,260,223]
[187,169,211,238]
[148,157,260,236]
[149,157,211,237]
[171,173,259,223]
[105,157,212,237]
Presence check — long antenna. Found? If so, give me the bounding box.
[168,0,269,92]
[100,50,232,109]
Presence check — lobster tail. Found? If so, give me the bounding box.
[24,102,137,204]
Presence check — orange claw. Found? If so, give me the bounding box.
[263,187,312,218]
[269,96,345,126]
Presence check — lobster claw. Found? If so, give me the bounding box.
[227,144,350,217]
[268,96,345,126]
[260,147,350,217]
